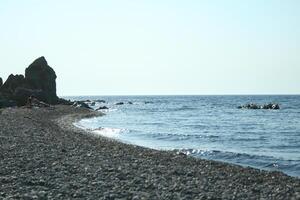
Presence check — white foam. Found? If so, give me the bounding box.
[93,127,123,138]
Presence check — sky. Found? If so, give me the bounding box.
[0,0,299,96]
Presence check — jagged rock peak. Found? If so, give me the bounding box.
[29,56,48,66]
[0,74,25,93]
[25,56,55,79]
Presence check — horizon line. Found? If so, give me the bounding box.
[60,93,300,97]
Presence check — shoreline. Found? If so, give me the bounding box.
[74,116,300,179]
[0,105,299,199]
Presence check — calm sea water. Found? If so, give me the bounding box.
[69,95,300,177]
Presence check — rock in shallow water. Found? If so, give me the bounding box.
[238,103,280,110]
[96,106,109,110]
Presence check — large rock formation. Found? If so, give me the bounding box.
[0,57,59,107]
[25,56,58,104]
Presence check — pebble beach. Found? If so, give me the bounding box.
[0,105,300,199]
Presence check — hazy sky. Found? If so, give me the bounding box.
[0,0,299,96]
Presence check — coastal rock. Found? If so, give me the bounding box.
[238,103,280,110]
[57,98,73,105]
[25,56,58,104]
[0,98,17,108]
[0,57,60,107]
[96,106,109,110]
[72,101,92,109]
[13,88,46,106]
[0,77,2,87]
[0,74,25,95]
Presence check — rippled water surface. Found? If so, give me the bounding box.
[69,95,300,177]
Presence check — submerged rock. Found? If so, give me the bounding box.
[115,102,124,105]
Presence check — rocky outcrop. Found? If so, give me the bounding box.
[25,57,58,104]
[13,88,46,106]
[0,98,17,108]
[0,74,25,95]
[0,57,59,107]
[238,103,280,110]
[0,77,2,87]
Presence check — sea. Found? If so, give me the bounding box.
[67,95,300,177]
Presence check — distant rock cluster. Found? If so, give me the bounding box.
[238,103,280,110]
[0,57,66,108]
[71,100,134,110]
